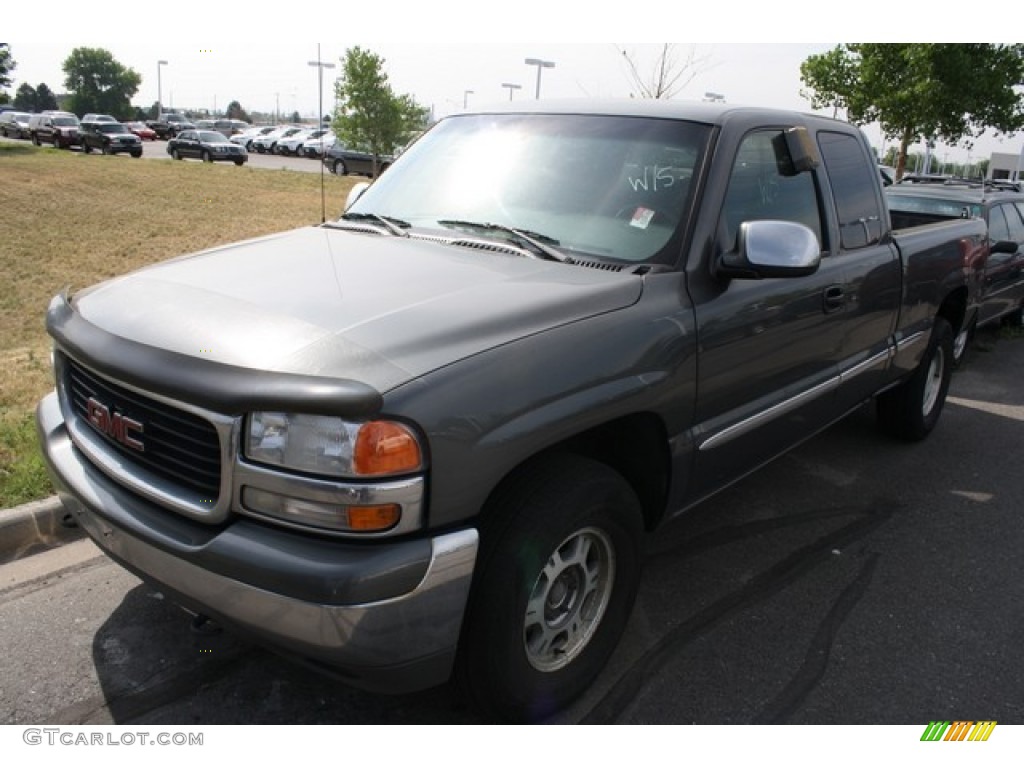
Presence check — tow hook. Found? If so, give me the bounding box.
[191,614,223,636]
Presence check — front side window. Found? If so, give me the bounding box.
[719,129,823,251]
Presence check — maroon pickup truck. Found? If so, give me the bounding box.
[38,101,987,721]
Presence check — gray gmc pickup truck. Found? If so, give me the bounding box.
[37,100,988,722]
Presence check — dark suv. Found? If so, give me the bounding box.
[146,113,196,139]
[79,121,143,157]
[29,112,81,149]
[887,181,1024,360]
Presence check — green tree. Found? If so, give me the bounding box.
[225,100,251,123]
[62,47,141,119]
[0,43,15,103]
[801,44,1024,180]
[13,83,35,111]
[15,82,59,111]
[35,83,58,111]
[332,46,429,175]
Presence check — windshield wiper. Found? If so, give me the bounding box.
[332,212,411,237]
[436,219,566,262]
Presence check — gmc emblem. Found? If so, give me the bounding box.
[85,397,145,452]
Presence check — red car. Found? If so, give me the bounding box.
[124,121,158,141]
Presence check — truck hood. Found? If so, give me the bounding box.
[72,226,644,393]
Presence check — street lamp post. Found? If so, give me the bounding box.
[524,58,555,99]
[157,60,168,118]
[463,90,474,109]
[501,83,521,101]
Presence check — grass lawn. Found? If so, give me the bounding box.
[0,142,357,506]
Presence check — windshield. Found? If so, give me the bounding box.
[98,123,129,134]
[345,113,711,264]
[197,131,230,142]
[887,194,983,219]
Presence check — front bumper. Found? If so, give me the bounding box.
[37,391,479,694]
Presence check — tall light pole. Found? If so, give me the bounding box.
[501,83,521,101]
[463,90,474,109]
[524,58,555,99]
[157,60,168,118]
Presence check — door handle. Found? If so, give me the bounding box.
[823,285,845,314]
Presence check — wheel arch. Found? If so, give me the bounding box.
[478,412,671,534]
[936,285,969,344]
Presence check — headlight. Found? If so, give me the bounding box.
[245,412,423,478]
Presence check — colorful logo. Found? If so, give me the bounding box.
[920,721,997,742]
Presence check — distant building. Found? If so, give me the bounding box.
[987,150,1024,180]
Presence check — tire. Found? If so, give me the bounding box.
[202,150,212,163]
[171,149,181,160]
[131,150,142,158]
[456,454,643,722]
[101,143,112,155]
[82,142,92,154]
[333,159,347,175]
[877,317,954,441]
[32,133,41,146]
[952,315,975,368]
[233,159,244,166]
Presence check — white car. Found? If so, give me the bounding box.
[276,128,320,156]
[300,130,337,158]
[250,125,304,154]
[230,126,275,150]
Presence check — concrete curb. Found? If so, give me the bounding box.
[0,496,85,565]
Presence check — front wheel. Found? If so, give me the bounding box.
[333,159,347,175]
[877,317,953,441]
[202,150,212,163]
[456,454,643,722]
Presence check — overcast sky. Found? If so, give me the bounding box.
[5,11,1022,166]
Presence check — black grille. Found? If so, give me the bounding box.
[64,359,222,501]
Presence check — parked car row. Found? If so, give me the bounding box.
[6,110,391,177]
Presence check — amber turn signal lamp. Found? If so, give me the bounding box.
[354,421,423,476]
